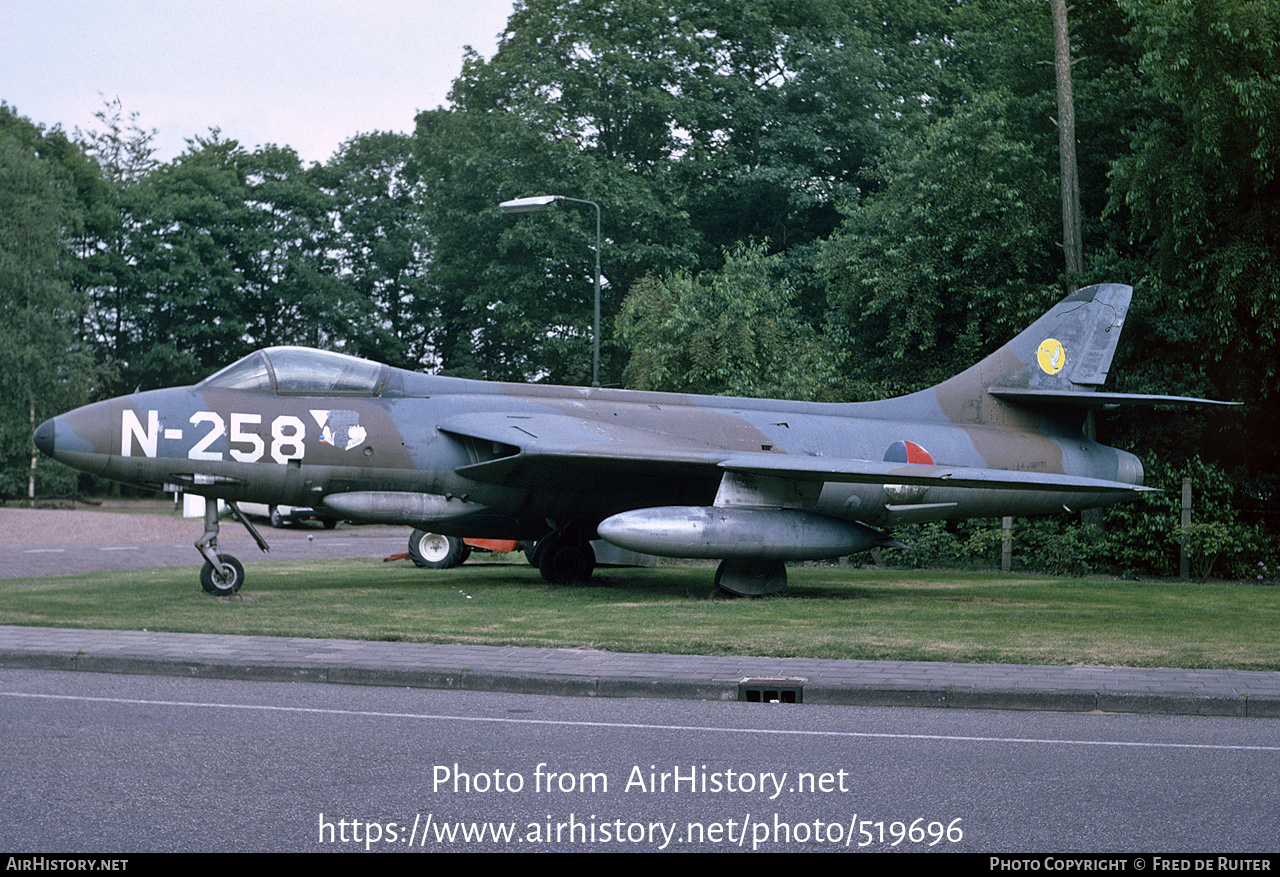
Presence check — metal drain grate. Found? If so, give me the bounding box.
[738,678,804,703]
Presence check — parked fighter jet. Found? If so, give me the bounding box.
[34,283,1230,596]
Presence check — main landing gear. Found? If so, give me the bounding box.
[195,499,270,596]
[529,524,596,585]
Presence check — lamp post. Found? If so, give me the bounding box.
[499,195,602,388]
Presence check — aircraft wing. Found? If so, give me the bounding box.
[440,412,721,488]
[440,413,1153,495]
[716,452,1157,494]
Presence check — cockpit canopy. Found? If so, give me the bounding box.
[198,347,388,396]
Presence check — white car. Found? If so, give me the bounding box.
[236,502,339,529]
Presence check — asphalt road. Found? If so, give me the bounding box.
[2,668,1277,853]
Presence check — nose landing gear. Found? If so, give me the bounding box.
[194,499,270,596]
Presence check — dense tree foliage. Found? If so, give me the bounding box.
[320,132,434,370]
[1108,0,1280,476]
[618,242,846,399]
[0,106,101,500]
[415,0,916,383]
[818,0,1153,397]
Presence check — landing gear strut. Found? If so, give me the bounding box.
[195,499,270,596]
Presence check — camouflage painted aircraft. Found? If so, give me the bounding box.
[34,283,1230,596]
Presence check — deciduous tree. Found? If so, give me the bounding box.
[0,107,100,500]
[618,242,845,399]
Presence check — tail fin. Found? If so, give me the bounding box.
[930,283,1236,426]
[988,282,1132,391]
[930,283,1131,425]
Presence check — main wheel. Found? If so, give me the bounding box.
[539,541,596,585]
[269,506,284,528]
[200,554,245,596]
[407,530,468,569]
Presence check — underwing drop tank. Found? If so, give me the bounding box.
[597,506,896,560]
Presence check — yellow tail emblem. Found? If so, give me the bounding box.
[1037,339,1065,374]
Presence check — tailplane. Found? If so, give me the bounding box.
[930,284,1235,425]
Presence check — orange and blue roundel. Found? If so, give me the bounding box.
[884,440,934,465]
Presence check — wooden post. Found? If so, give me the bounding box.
[1179,477,1192,580]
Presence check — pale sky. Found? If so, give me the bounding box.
[1,0,518,164]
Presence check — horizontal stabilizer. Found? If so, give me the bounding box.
[988,387,1240,409]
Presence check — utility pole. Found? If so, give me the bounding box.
[1051,0,1083,288]
[1050,0,1100,527]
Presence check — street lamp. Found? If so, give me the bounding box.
[499,194,602,388]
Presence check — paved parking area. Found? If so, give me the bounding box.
[0,507,406,579]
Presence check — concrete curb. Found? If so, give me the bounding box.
[2,625,1278,717]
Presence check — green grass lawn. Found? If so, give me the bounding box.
[3,558,1277,670]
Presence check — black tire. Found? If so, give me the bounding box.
[539,541,596,585]
[200,554,245,596]
[269,506,284,528]
[321,517,338,529]
[407,530,468,569]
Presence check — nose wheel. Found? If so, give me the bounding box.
[194,499,269,595]
[200,553,245,596]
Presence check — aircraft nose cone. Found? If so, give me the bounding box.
[33,418,56,457]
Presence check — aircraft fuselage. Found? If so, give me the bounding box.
[37,369,1140,537]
